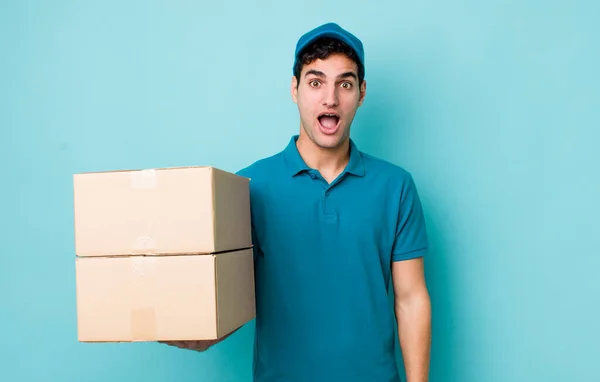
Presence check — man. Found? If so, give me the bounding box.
[164,22,431,382]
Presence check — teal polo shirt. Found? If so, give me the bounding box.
[237,135,428,382]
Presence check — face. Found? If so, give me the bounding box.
[291,53,366,150]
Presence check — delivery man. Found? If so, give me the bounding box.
[163,22,432,382]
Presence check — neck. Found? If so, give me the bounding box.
[296,131,350,183]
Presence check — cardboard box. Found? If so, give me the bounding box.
[73,166,251,257]
[73,165,256,342]
[75,248,255,342]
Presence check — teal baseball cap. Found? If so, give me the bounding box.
[293,22,365,76]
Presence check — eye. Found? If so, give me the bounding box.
[309,80,321,87]
[340,82,353,89]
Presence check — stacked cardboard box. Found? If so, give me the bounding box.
[73,166,255,342]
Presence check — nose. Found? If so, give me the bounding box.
[322,84,339,107]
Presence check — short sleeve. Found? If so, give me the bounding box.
[391,174,429,261]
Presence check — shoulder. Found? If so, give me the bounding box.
[360,151,415,187]
[236,150,284,183]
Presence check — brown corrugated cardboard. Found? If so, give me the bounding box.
[75,248,255,342]
[73,166,251,257]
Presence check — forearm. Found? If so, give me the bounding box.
[396,291,431,382]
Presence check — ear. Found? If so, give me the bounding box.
[291,76,298,104]
[358,80,367,107]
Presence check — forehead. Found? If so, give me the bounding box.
[301,53,358,76]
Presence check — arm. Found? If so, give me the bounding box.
[392,257,431,382]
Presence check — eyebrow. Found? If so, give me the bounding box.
[337,71,358,81]
[304,70,358,81]
[304,70,326,78]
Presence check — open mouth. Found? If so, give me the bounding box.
[317,112,340,132]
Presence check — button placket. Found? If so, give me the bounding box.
[322,186,336,219]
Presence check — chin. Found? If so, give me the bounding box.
[313,131,347,149]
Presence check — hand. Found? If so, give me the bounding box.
[158,326,241,352]
[159,339,218,352]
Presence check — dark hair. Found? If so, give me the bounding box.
[293,37,365,86]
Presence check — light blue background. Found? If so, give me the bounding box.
[1,1,598,381]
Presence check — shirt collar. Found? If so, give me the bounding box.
[283,135,365,177]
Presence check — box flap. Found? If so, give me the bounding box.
[76,165,213,175]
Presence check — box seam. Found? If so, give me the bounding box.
[211,167,218,253]
[214,254,220,338]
